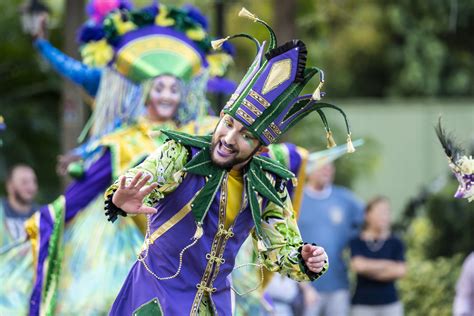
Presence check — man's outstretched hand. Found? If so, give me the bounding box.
[301,244,328,273]
[112,172,158,215]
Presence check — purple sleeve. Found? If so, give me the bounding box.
[64,150,113,222]
[261,142,303,198]
[285,143,303,198]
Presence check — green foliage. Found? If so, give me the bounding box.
[383,0,474,97]
[300,0,390,97]
[398,175,474,315]
[399,254,463,316]
[220,0,474,97]
[401,214,465,315]
[402,176,474,260]
[403,216,434,261]
[0,0,61,202]
[423,179,474,259]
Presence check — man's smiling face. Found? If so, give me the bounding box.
[210,114,261,170]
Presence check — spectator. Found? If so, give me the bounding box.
[299,162,364,316]
[1,164,38,244]
[350,196,406,316]
[453,252,474,316]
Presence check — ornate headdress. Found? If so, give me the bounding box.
[79,2,233,86]
[435,119,474,202]
[75,2,235,137]
[213,8,354,152]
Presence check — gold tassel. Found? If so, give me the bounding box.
[238,7,258,22]
[211,37,229,50]
[346,134,356,153]
[193,224,204,240]
[326,131,337,148]
[311,80,325,100]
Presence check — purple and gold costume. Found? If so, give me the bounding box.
[105,136,324,315]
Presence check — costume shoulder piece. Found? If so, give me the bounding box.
[161,129,294,182]
[160,129,294,238]
[435,118,474,202]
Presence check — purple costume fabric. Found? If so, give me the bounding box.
[110,147,272,315]
[29,150,112,315]
[111,177,257,315]
[262,142,302,198]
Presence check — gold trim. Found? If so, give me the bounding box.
[242,99,262,117]
[236,108,255,125]
[261,58,292,95]
[292,147,308,216]
[24,212,40,272]
[143,190,201,250]
[191,174,249,315]
[269,122,281,135]
[249,90,270,108]
[147,203,192,245]
[263,129,275,143]
[190,231,219,314]
[191,175,229,315]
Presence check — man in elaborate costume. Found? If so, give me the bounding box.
[104,8,356,315]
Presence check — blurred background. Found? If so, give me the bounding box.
[0,0,473,315]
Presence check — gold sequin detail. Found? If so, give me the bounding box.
[242,99,262,117]
[263,129,275,143]
[249,89,270,108]
[236,108,255,125]
[269,122,282,135]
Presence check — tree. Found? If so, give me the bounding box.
[0,0,61,201]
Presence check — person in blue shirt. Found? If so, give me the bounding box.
[298,162,364,316]
[350,196,406,316]
[1,164,38,247]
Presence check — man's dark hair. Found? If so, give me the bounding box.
[6,163,34,182]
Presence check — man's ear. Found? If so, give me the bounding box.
[219,111,225,118]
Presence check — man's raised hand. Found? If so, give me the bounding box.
[112,172,158,215]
